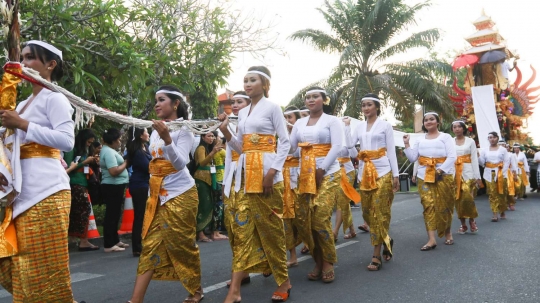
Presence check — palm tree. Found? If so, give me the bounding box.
[288,0,455,120]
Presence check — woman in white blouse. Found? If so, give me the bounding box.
[344,93,399,270]
[512,143,529,201]
[0,41,75,302]
[503,142,518,211]
[404,112,457,251]
[289,87,343,283]
[451,121,482,234]
[128,86,202,303]
[219,66,291,303]
[478,133,513,222]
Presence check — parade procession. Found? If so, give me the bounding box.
[1,0,540,302]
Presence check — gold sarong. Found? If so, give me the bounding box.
[242,134,276,193]
[142,158,178,239]
[418,156,446,183]
[0,143,62,259]
[518,162,529,186]
[308,171,341,263]
[282,156,300,219]
[0,191,73,302]
[336,170,355,233]
[454,154,471,200]
[358,148,387,191]
[486,171,508,213]
[338,157,360,203]
[455,179,478,219]
[360,173,393,252]
[137,186,201,294]
[485,162,504,194]
[417,175,455,238]
[298,143,331,194]
[231,178,288,286]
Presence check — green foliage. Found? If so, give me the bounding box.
[1,0,278,137]
[288,0,455,121]
[92,204,106,226]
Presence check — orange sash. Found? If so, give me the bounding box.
[358,148,387,191]
[418,156,446,183]
[242,134,276,193]
[142,159,178,239]
[338,157,361,203]
[507,170,515,196]
[231,150,240,162]
[454,154,472,199]
[282,157,300,218]
[485,162,504,194]
[518,162,530,186]
[298,143,331,194]
[20,142,61,159]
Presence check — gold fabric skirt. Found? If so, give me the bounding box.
[486,175,507,214]
[455,179,478,219]
[229,178,288,286]
[336,171,355,233]
[0,190,73,303]
[515,176,525,198]
[506,177,516,206]
[359,172,393,249]
[137,186,201,295]
[284,192,313,251]
[308,171,341,264]
[417,175,455,238]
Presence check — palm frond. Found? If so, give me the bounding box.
[373,29,441,64]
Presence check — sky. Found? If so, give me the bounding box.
[221,0,540,144]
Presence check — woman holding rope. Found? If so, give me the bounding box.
[127,85,203,303]
[0,41,76,302]
[219,66,292,303]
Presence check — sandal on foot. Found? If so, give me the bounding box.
[367,256,382,271]
[183,290,204,303]
[271,287,291,302]
[444,239,454,245]
[321,268,335,283]
[226,276,251,288]
[344,233,356,239]
[470,221,478,233]
[382,238,394,261]
[358,224,369,233]
[78,245,100,251]
[307,270,322,281]
[491,217,499,222]
[263,272,272,278]
[458,225,468,234]
[300,246,310,254]
[116,242,130,248]
[198,238,213,242]
[420,244,437,251]
[286,261,298,268]
[509,205,515,211]
[104,245,125,253]
[500,213,507,220]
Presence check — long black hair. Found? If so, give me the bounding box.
[103,128,121,145]
[198,131,217,155]
[157,85,189,120]
[74,129,96,157]
[126,127,147,163]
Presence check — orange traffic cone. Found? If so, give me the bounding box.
[118,189,134,235]
[87,204,100,239]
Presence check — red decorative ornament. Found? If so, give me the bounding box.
[504,123,507,127]
[468,127,473,132]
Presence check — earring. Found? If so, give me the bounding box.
[47,67,52,70]
[174,106,178,110]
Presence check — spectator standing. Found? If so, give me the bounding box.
[127,127,151,256]
[64,129,99,251]
[100,128,130,252]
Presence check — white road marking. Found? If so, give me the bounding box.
[0,272,103,298]
[202,240,359,294]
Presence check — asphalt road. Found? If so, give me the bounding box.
[1,191,539,303]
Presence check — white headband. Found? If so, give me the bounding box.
[233,95,250,100]
[513,143,521,147]
[283,109,301,115]
[26,40,63,60]
[156,90,186,101]
[424,112,439,117]
[306,89,327,96]
[300,109,310,112]
[361,96,381,103]
[245,70,271,81]
[452,120,465,125]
